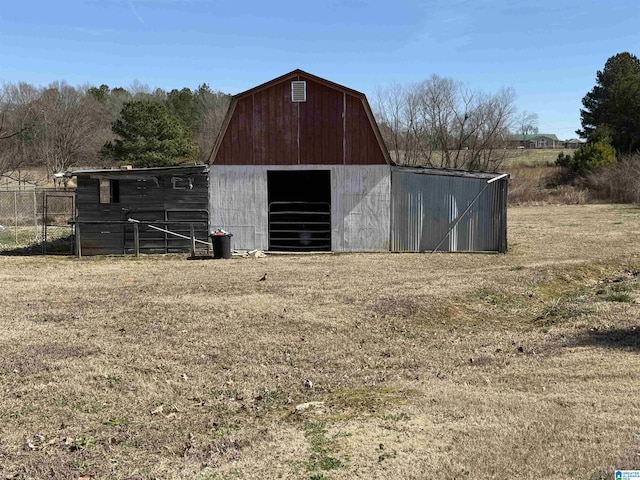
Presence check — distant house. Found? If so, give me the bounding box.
[564,138,584,149]
[507,134,561,149]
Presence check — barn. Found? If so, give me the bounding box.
[66,70,507,256]
[208,69,508,253]
[208,69,390,252]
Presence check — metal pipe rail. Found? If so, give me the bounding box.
[71,219,209,258]
[268,201,331,251]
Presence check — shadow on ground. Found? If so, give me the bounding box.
[0,236,74,256]
[569,327,640,351]
[1,239,215,259]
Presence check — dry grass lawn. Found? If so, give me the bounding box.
[502,148,572,167]
[1,204,639,480]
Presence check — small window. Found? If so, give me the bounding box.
[111,179,120,203]
[291,81,306,102]
[171,176,193,190]
[99,179,120,204]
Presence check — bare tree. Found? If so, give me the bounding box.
[373,82,404,163]
[193,85,231,162]
[0,111,31,141]
[129,79,153,98]
[419,75,471,168]
[514,110,539,140]
[374,75,516,171]
[464,88,516,170]
[33,83,112,176]
[0,83,42,181]
[373,82,433,166]
[0,112,30,180]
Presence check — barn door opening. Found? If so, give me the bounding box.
[268,170,331,251]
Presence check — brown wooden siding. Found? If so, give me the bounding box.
[214,74,387,166]
[76,169,209,255]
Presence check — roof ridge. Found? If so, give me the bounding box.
[232,69,366,99]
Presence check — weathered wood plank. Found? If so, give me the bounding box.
[75,169,209,255]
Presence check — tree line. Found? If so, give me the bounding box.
[0,81,230,180]
[1,53,637,181]
[0,76,537,177]
[0,74,540,178]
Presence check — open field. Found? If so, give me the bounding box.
[388,149,571,169]
[502,149,571,168]
[1,204,639,479]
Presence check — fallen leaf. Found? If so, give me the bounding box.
[151,405,164,415]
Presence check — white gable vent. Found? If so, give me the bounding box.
[291,81,306,102]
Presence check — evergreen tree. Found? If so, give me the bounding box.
[166,88,197,131]
[100,100,198,168]
[87,84,110,105]
[578,52,640,153]
[556,130,617,178]
[569,140,616,177]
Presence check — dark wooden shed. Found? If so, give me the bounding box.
[69,165,209,255]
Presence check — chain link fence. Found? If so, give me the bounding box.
[0,189,75,253]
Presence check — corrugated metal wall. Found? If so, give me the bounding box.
[210,165,390,252]
[391,169,507,253]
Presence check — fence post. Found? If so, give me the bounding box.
[75,223,82,258]
[33,190,37,246]
[134,222,140,257]
[190,224,196,258]
[42,191,47,254]
[14,191,18,245]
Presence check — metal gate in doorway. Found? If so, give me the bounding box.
[268,201,331,251]
[266,170,332,252]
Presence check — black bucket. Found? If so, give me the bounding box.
[211,233,232,259]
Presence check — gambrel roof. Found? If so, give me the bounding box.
[208,69,392,166]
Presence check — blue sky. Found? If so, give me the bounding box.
[1,0,638,140]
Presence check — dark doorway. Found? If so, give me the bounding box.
[267,170,331,251]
